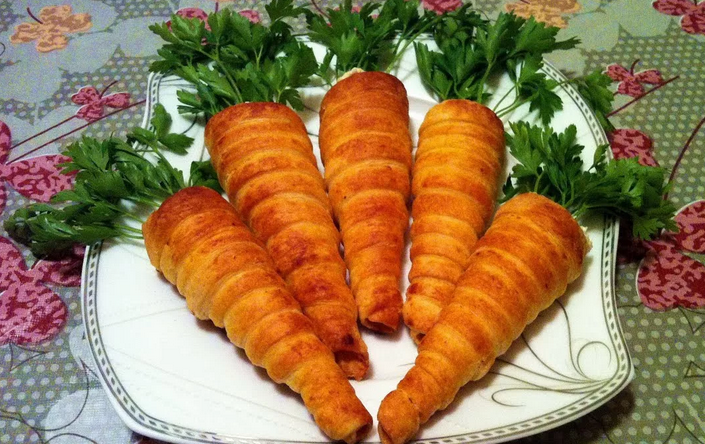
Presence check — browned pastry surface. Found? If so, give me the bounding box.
[403,99,505,343]
[377,192,590,444]
[204,103,369,379]
[142,186,372,443]
[319,71,413,333]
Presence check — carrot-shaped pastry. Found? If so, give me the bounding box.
[205,102,369,379]
[144,186,372,443]
[149,5,369,378]
[5,109,373,443]
[403,10,581,342]
[377,122,677,444]
[318,71,412,333]
[403,100,504,343]
[307,0,435,332]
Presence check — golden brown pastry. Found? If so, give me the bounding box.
[204,102,369,380]
[403,99,505,343]
[319,71,413,333]
[377,192,590,444]
[142,186,372,443]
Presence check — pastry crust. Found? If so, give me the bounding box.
[204,103,369,380]
[319,71,413,333]
[378,193,590,444]
[403,100,505,343]
[143,187,372,443]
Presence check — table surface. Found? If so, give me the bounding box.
[1,1,704,443]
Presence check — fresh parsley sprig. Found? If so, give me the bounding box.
[306,0,438,80]
[416,10,579,124]
[569,70,616,132]
[149,1,317,117]
[4,104,221,257]
[503,122,677,240]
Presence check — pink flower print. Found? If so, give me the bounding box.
[176,7,209,22]
[166,8,211,30]
[166,8,210,34]
[653,0,705,35]
[0,120,75,215]
[71,86,131,123]
[167,8,260,33]
[238,9,261,24]
[606,63,663,97]
[671,200,705,253]
[608,128,659,166]
[422,0,463,14]
[0,237,83,345]
[637,200,705,310]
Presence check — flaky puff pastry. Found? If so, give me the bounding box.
[378,192,591,444]
[204,103,368,380]
[403,100,505,343]
[142,186,372,443]
[319,72,413,333]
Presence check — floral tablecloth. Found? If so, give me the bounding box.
[1,0,703,443]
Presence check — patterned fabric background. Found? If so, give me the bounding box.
[0,0,703,443]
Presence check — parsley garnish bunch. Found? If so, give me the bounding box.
[4,105,221,257]
[503,122,677,240]
[306,0,439,81]
[149,0,318,117]
[415,9,580,124]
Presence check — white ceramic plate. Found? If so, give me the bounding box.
[82,42,633,444]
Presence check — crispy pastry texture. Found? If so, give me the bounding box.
[204,102,369,380]
[142,186,372,443]
[377,192,590,444]
[319,71,413,333]
[403,99,505,343]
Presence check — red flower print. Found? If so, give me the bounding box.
[0,238,83,345]
[71,86,131,123]
[167,7,261,30]
[608,128,659,166]
[607,63,664,97]
[637,201,705,310]
[176,7,209,22]
[672,200,705,254]
[653,0,705,35]
[422,0,463,14]
[238,9,261,23]
[166,8,211,34]
[0,121,75,215]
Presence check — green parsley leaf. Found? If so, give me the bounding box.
[504,122,677,240]
[570,70,615,132]
[150,2,314,117]
[416,9,577,124]
[4,107,207,257]
[306,0,435,77]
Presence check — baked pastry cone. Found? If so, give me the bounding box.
[377,192,590,444]
[142,186,372,443]
[204,102,369,380]
[403,100,505,343]
[319,71,413,333]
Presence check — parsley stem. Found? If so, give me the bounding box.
[475,61,496,103]
[495,96,531,118]
[118,225,145,235]
[143,141,186,192]
[533,169,546,193]
[492,85,517,113]
[198,47,244,104]
[387,15,444,73]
